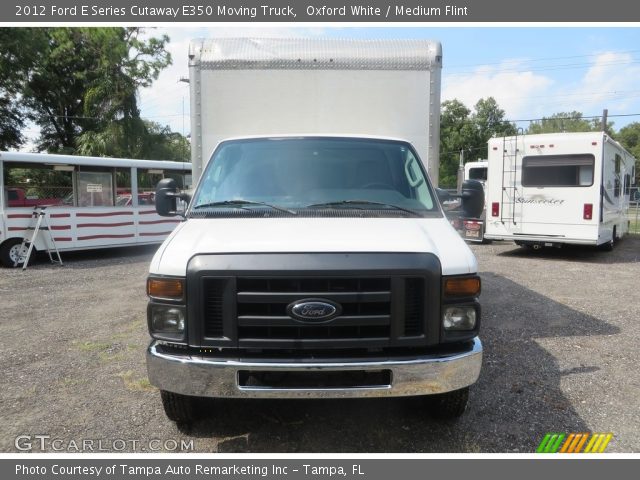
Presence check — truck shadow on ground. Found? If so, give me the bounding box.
[26,244,159,269]
[494,235,640,265]
[178,273,619,452]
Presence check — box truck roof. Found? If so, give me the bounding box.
[190,37,442,70]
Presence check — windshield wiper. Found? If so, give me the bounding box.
[305,200,422,217]
[193,199,296,215]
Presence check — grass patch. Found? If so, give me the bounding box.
[57,377,86,388]
[117,370,155,392]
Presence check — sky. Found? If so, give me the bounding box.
[138,26,640,139]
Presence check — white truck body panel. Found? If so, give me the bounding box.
[150,216,477,277]
[189,38,442,186]
[485,132,635,246]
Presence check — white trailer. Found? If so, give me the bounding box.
[0,152,191,267]
[465,160,488,184]
[189,37,442,185]
[484,132,636,249]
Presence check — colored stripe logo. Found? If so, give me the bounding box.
[537,433,613,453]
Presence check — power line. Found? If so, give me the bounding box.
[445,49,640,70]
[509,112,640,123]
[446,59,640,77]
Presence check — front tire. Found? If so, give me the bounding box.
[426,387,470,419]
[160,390,200,424]
[0,239,30,268]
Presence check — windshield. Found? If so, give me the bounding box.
[190,137,439,217]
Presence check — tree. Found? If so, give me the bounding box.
[472,97,517,142]
[526,111,614,135]
[77,120,189,161]
[439,99,473,187]
[20,27,171,154]
[439,97,515,187]
[617,122,640,183]
[0,28,46,150]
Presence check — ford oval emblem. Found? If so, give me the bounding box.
[287,298,342,323]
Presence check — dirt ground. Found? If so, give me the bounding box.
[1,237,639,452]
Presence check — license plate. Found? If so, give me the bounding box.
[465,230,480,238]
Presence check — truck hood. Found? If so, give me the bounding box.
[150,217,477,276]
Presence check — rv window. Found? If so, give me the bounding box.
[468,167,487,181]
[77,170,115,207]
[522,155,594,187]
[3,162,74,207]
[624,174,631,195]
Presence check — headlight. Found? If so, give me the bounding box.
[150,305,185,334]
[443,306,476,330]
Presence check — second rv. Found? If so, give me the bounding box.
[484,131,636,249]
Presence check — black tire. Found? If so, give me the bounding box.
[598,227,616,252]
[160,390,200,424]
[426,387,470,419]
[0,239,31,268]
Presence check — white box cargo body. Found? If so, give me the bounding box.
[189,38,442,185]
[484,132,636,248]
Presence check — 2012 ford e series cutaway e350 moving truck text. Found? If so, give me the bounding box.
[144,38,484,423]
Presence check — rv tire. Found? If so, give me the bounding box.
[599,228,616,251]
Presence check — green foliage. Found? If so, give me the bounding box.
[439,97,516,187]
[0,27,187,160]
[526,111,614,136]
[77,120,189,162]
[0,28,46,149]
[617,122,640,182]
[21,27,171,154]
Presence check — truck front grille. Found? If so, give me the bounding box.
[200,275,428,349]
[236,277,392,342]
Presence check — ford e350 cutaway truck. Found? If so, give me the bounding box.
[145,38,484,423]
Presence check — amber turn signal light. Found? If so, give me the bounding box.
[147,278,184,300]
[444,277,481,297]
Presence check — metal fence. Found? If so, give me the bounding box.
[630,204,640,234]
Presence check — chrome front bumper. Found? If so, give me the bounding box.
[146,338,483,398]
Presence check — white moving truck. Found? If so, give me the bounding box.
[484,132,636,249]
[146,38,483,423]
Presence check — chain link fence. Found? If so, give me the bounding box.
[630,204,640,234]
[6,184,74,205]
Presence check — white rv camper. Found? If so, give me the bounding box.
[484,132,636,249]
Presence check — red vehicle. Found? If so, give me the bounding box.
[7,188,64,208]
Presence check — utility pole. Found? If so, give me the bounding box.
[601,108,608,132]
[457,149,465,194]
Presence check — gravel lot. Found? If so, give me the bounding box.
[1,238,639,453]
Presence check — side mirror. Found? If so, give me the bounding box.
[435,188,452,204]
[155,178,190,217]
[460,179,485,218]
